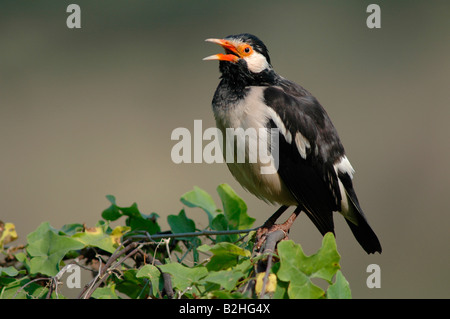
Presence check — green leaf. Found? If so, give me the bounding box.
[167,209,196,237]
[58,223,84,236]
[120,202,141,218]
[233,258,253,276]
[26,223,85,277]
[91,284,119,299]
[276,233,341,299]
[114,269,149,299]
[209,290,247,299]
[197,244,211,253]
[136,264,163,297]
[72,225,130,254]
[209,242,251,258]
[0,266,19,277]
[122,204,160,235]
[102,202,122,221]
[207,254,239,272]
[202,270,244,291]
[105,194,117,205]
[13,252,30,273]
[101,196,160,234]
[0,277,48,299]
[211,213,237,242]
[206,242,251,271]
[158,263,208,292]
[180,186,219,224]
[326,270,352,299]
[217,184,255,230]
[26,222,57,243]
[273,279,290,299]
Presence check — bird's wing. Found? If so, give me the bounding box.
[262,83,345,235]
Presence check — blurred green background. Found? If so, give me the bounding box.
[1,0,449,298]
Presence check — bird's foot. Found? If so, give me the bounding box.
[255,223,289,251]
[255,209,301,251]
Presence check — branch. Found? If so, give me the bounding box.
[13,277,51,299]
[124,227,259,241]
[78,240,134,299]
[255,229,286,298]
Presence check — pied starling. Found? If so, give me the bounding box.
[204,33,381,254]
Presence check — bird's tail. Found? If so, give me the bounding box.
[338,173,382,254]
[344,209,382,254]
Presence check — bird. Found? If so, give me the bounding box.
[203,33,381,254]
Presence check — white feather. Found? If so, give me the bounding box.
[334,155,355,179]
[244,51,270,73]
[294,131,310,159]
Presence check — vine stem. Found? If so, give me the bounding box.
[124,226,260,241]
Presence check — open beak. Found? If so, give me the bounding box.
[203,38,240,62]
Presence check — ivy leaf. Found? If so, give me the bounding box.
[167,209,196,237]
[180,186,219,224]
[58,223,84,236]
[0,277,48,299]
[0,266,19,277]
[101,195,122,221]
[202,270,244,291]
[91,284,119,299]
[209,242,251,257]
[114,269,150,299]
[136,264,163,297]
[326,270,352,299]
[217,184,255,230]
[210,214,236,242]
[205,242,251,271]
[157,263,208,292]
[72,225,130,254]
[208,290,247,299]
[101,196,160,234]
[26,222,85,277]
[276,233,341,299]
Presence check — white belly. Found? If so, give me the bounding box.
[214,86,297,206]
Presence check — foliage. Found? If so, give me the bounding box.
[0,184,351,299]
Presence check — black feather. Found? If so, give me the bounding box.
[338,172,382,254]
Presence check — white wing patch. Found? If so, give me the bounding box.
[294,131,311,159]
[334,155,355,179]
[265,107,292,144]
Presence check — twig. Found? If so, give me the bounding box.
[164,238,172,262]
[82,242,141,299]
[139,250,174,298]
[125,227,260,241]
[256,230,285,298]
[78,240,130,299]
[13,277,51,299]
[78,256,103,299]
[178,286,192,299]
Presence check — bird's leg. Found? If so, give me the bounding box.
[256,205,301,250]
[262,205,288,228]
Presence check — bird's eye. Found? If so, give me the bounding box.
[244,46,251,53]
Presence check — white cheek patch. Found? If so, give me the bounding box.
[244,51,270,73]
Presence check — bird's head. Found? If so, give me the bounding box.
[204,33,274,85]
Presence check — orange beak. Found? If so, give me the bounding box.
[203,38,240,63]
